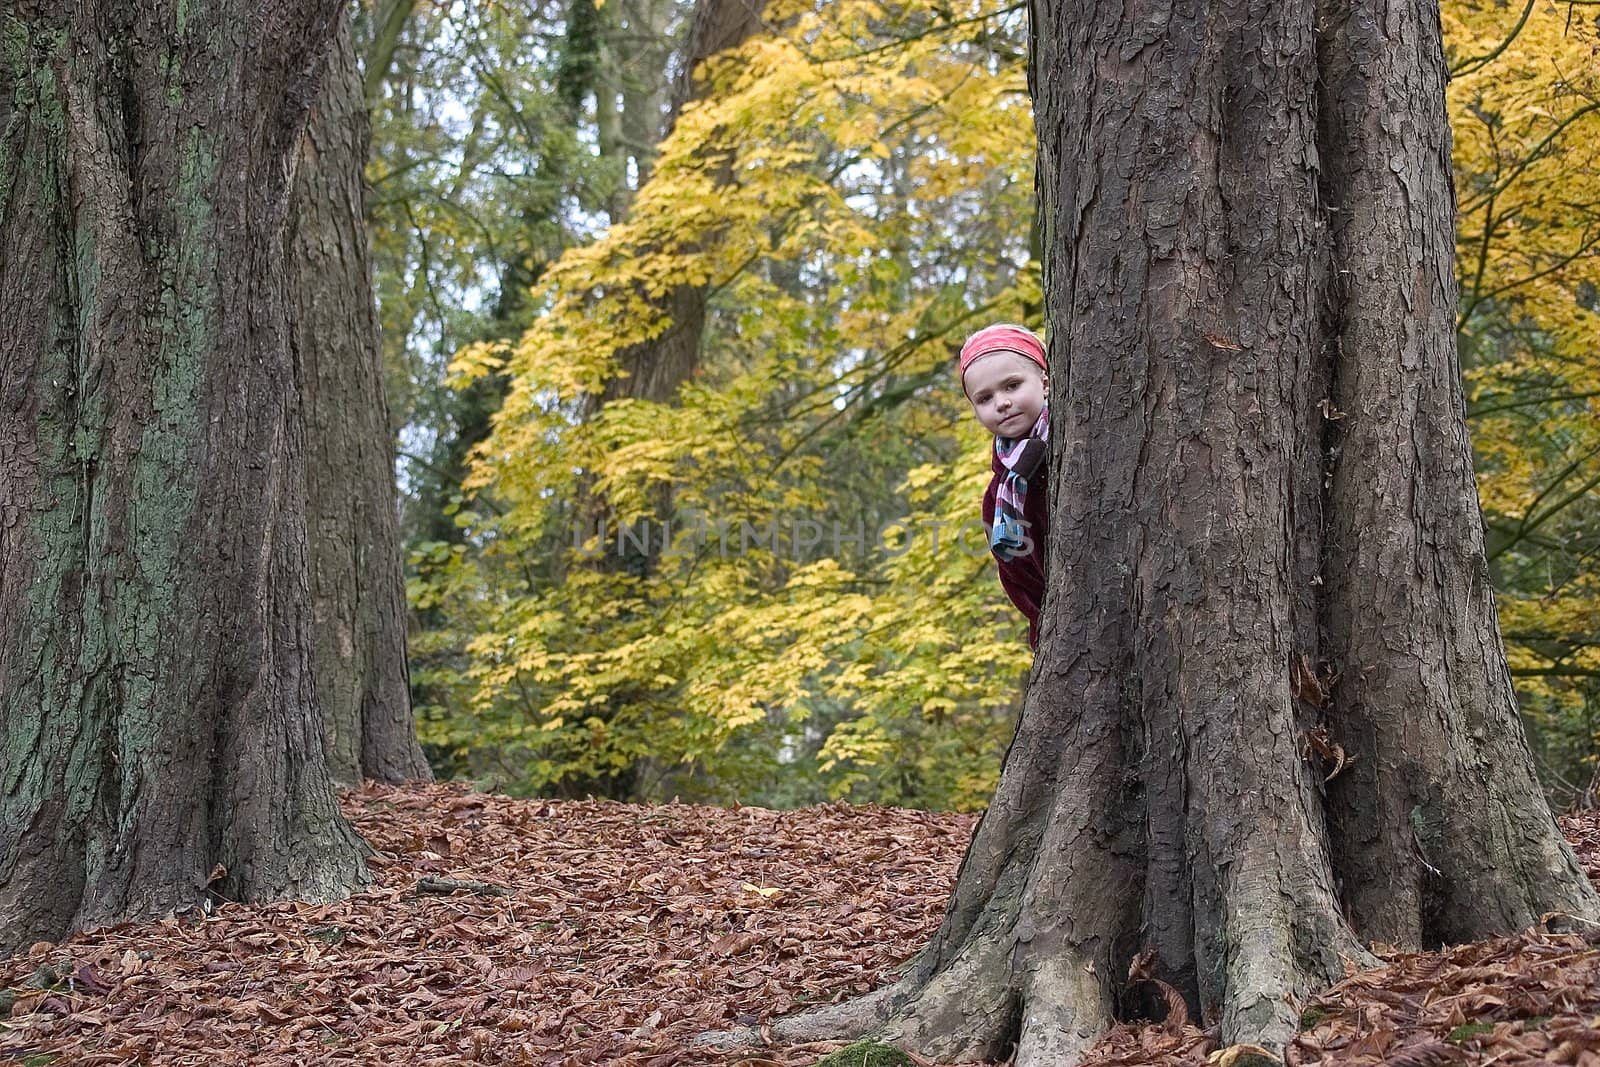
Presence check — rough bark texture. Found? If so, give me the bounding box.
[1313,0,1593,948]
[290,8,430,786]
[752,0,1600,1060]
[0,1,368,952]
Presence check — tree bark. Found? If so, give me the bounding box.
[752,0,1600,1060]
[290,6,430,786]
[1314,0,1590,949]
[0,0,368,952]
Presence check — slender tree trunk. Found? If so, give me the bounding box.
[595,15,629,225]
[561,0,768,800]
[595,0,767,413]
[290,5,429,785]
[360,0,418,103]
[749,0,1599,1060]
[0,0,368,952]
[618,0,676,190]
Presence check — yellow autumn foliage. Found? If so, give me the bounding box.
[1447,0,1600,790]
[411,0,1600,807]
[415,0,1036,808]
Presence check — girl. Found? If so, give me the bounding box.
[959,324,1049,649]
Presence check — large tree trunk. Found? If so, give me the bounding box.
[0,0,368,952]
[1313,0,1583,949]
[290,6,430,786]
[756,0,1599,1060]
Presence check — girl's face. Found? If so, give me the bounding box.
[963,352,1048,436]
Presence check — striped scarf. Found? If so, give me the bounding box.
[991,406,1049,562]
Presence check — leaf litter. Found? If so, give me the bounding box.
[2,783,1600,1066]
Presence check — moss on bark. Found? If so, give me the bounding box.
[813,1041,917,1067]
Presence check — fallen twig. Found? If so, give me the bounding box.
[414,875,513,897]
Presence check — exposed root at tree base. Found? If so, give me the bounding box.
[699,900,1372,1066]
[700,936,1120,1066]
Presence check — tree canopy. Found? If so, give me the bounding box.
[415,0,1041,807]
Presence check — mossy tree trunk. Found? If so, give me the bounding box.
[290,5,429,786]
[764,0,1600,1060]
[0,0,368,952]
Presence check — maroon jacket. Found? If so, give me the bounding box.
[981,440,1049,649]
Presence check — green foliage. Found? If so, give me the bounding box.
[358,0,676,540]
[1447,1022,1496,1043]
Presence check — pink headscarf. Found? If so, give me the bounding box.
[958,324,1047,395]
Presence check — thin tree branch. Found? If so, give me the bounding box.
[1458,100,1600,218]
[1452,0,1538,76]
[1490,455,1600,562]
[1469,389,1600,418]
[363,0,419,103]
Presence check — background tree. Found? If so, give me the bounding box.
[0,0,367,951]
[560,0,771,797]
[358,0,693,554]
[355,0,705,782]
[587,0,768,417]
[291,3,430,785]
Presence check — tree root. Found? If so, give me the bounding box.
[697,934,1117,1065]
[1010,953,1116,1067]
[873,933,1018,1062]
[414,875,512,897]
[692,973,912,1051]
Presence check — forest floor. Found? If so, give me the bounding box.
[2,781,1600,1067]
